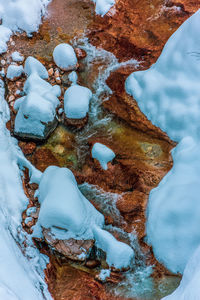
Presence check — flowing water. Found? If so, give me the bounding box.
[5,0,183,298]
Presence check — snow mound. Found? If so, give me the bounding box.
[93,226,134,269]
[126,9,200,142]
[146,136,200,273]
[64,84,92,119]
[53,43,78,71]
[0,79,51,299]
[34,166,134,269]
[92,0,115,16]
[24,56,48,79]
[14,58,60,139]
[11,51,24,62]
[0,0,50,54]
[6,64,24,80]
[162,244,200,300]
[92,142,115,170]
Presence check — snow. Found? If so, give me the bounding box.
[11,51,24,62]
[6,64,24,80]
[93,225,134,269]
[163,245,200,300]
[146,136,200,274]
[0,0,50,54]
[14,58,60,138]
[24,56,48,79]
[99,269,111,281]
[92,0,115,16]
[64,84,92,119]
[91,142,115,170]
[0,79,51,299]
[68,71,78,85]
[126,9,200,142]
[53,43,78,71]
[33,166,134,269]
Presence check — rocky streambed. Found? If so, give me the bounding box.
[1,0,200,299]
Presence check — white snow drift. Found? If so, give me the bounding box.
[34,166,134,269]
[64,84,92,119]
[14,57,60,139]
[6,64,24,81]
[146,136,200,274]
[126,9,200,142]
[53,43,78,71]
[0,79,51,300]
[0,0,50,54]
[92,142,115,170]
[163,245,200,300]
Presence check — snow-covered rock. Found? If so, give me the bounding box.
[53,43,78,71]
[24,56,48,79]
[11,51,24,62]
[14,91,58,139]
[6,64,24,81]
[162,244,200,300]
[93,225,134,269]
[92,142,115,170]
[64,84,92,119]
[126,9,200,142]
[33,166,134,269]
[0,0,50,54]
[14,57,60,140]
[92,0,115,16]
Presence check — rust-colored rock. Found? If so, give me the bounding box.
[18,141,36,155]
[42,229,94,262]
[30,147,60,172]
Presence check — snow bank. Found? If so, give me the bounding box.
[14,57,60,139]
[162,244,200,300]
[92,142,115,170]
[0,79,51,299]
[53,43,78,71]
[6,64,24,80]
[64,84,92,119]
[146,136,200,273]
[92,0,115,16]
[0,0,50,54]
[34,166,134,269]
[126,9,200,142]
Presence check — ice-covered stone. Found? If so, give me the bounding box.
[53,43,78,71]
[92,143,115,170]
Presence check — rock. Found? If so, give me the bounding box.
[85,259,101,268]
[48,68,54,77]
[64,114,88,129]
[43,228,94,262]
[8,95,15,103]
[18,141,36,155]
[74,48,87,60]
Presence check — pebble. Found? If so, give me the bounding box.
[8,95,15,103]
[48,68,54,76]
[56,77,61,84]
